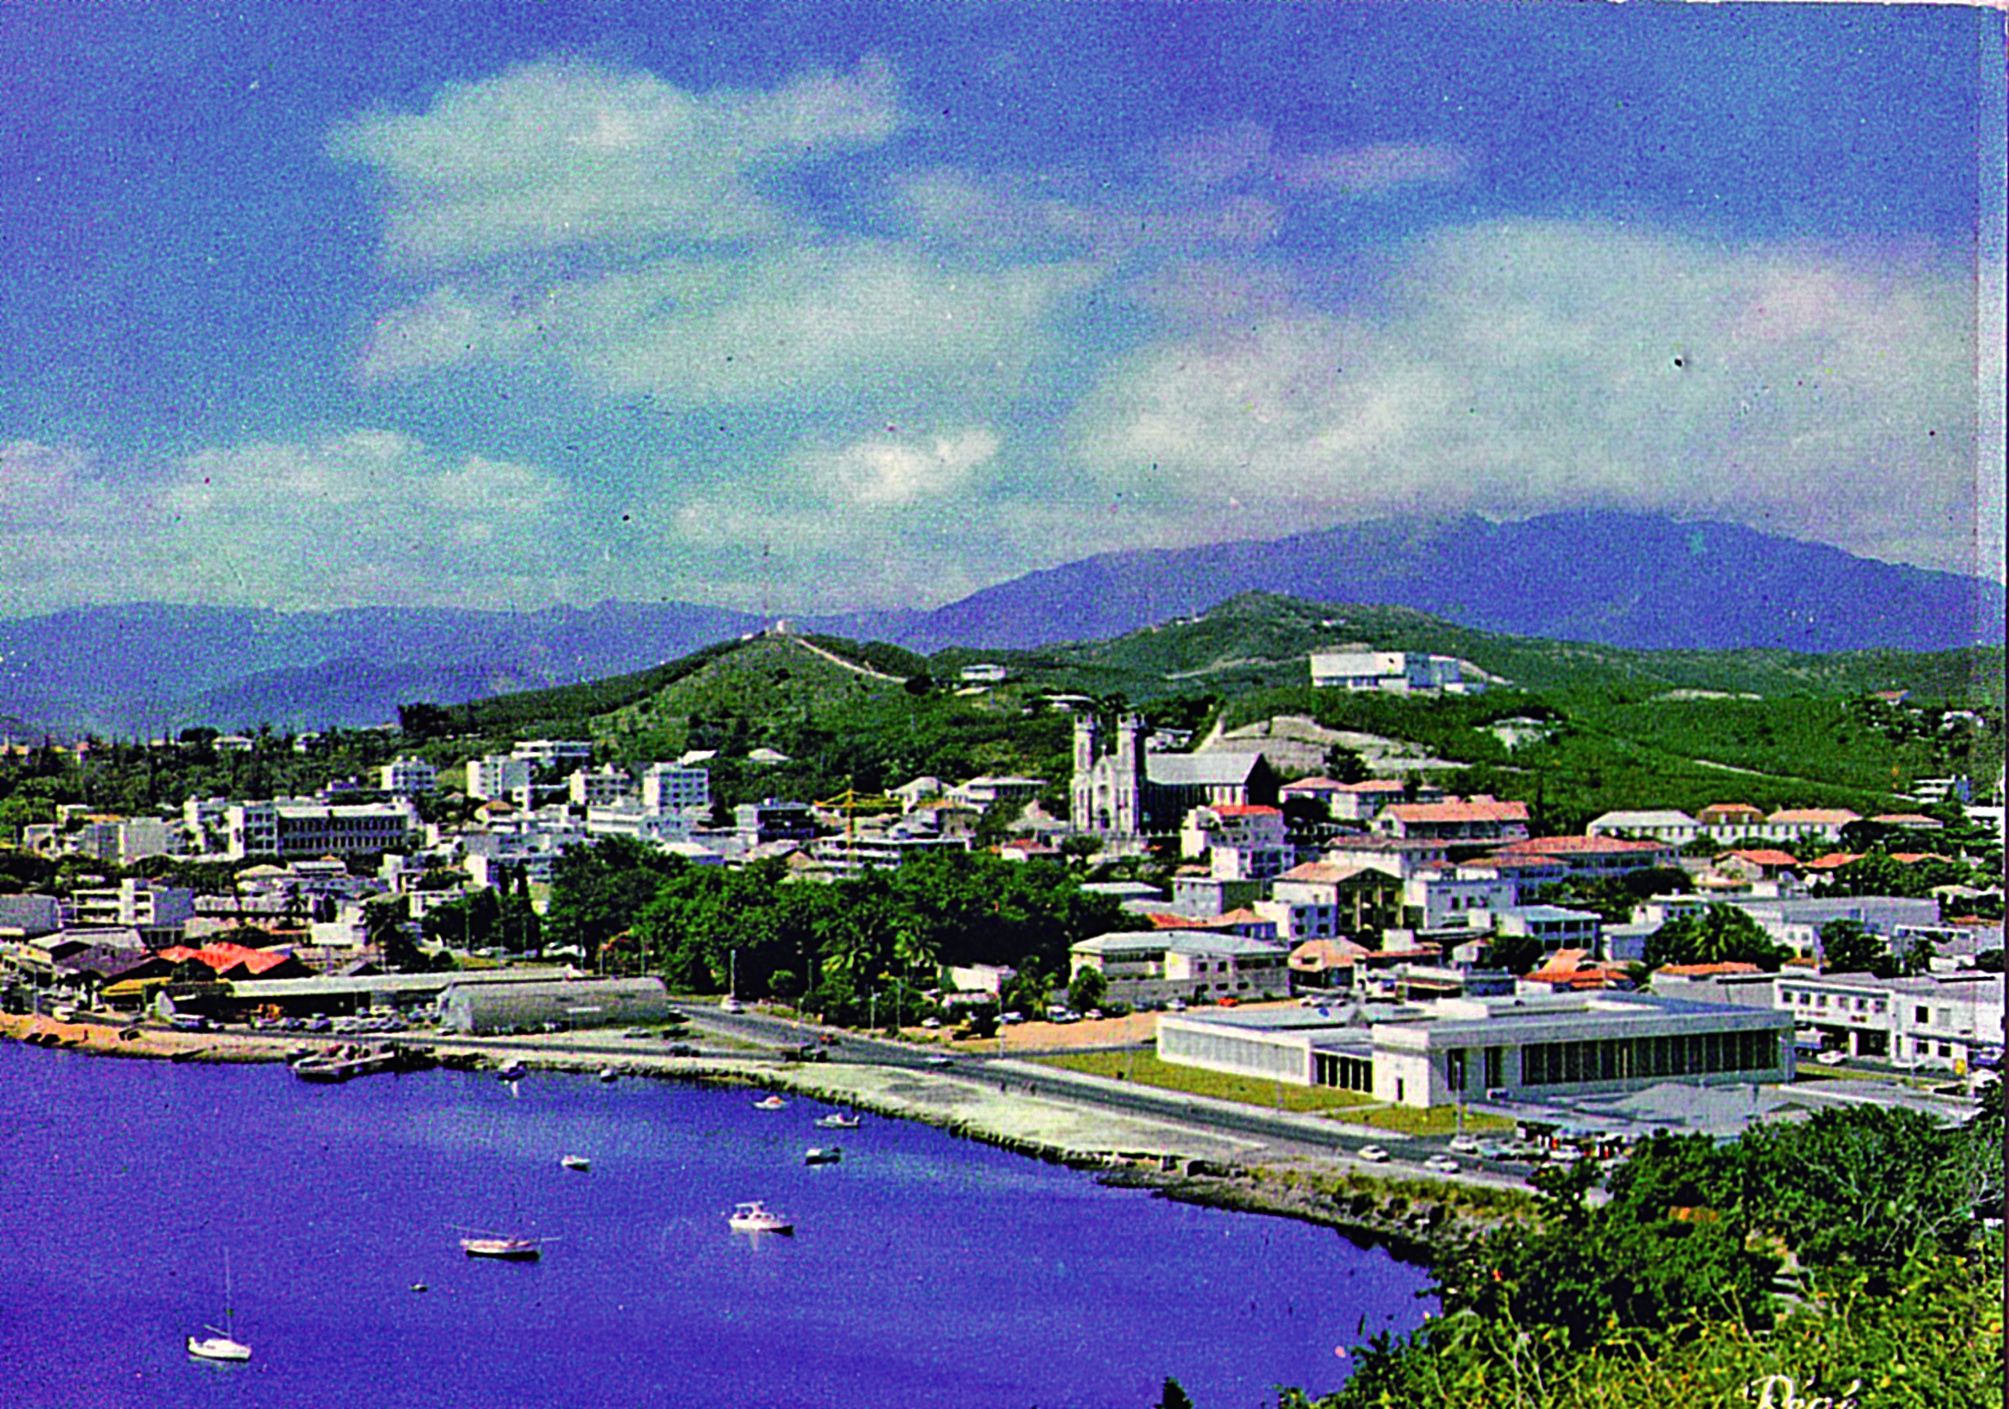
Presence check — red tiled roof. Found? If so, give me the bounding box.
[1654,961,1762,977]
[1803,852,1865,870]
[1383,799,1530,823]
[1872,814,1942,826]
[1700,803,1763,817]
[1768,808,1860,824]
[1289,938,1371,967]
[1890,852,1953,865]
[1209,804,1282,818]
[1720,848,1802,867]
[1277,861,1391,884]
[1496,835,1669,856]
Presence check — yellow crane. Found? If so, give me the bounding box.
[814,785,902,868]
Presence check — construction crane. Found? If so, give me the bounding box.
[814,785,902,870]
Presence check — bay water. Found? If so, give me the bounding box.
[0,1044,1433,1408]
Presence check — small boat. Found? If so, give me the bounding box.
[597,1066,619,1083]
[187,1327,252,1363]
[496,1060,528,1081]
[460,1234,543,1261]
[753,1094,787,1111]
[560,1154,591,1172]
[814,1112,861,1130]
[187,1248,251,1362]
[728,1201,794,1235]
[803,1146,843,1166]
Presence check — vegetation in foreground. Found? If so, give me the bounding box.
[1258,1095,2004,1409]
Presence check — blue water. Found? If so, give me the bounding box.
[0,1044,1433,1408]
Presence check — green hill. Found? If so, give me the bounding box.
[416,596,2001,825]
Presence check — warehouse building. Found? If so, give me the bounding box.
[437,976,672,1034]
[1156,991,1795,1108]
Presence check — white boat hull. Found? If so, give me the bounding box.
[187,1333,251,1362]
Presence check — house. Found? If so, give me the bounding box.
[1587,810,1701,846]
[1270,862,1406,940]
[958,662,1009,685]
[1763,808,1862,843]
[1520,949,1635,993]
[1713,848,1804,882]
[1373,796,1531,851]
[379,757,438,796]
[1289,938,1371,989]
[1402,868,1519,932]
[1322,834,1452,880]
[1068,930,1291,1007]
[1488,834,1678,879]
[1494,905,1603,955]
[467,755,533,802]
[1180,803,1291,879]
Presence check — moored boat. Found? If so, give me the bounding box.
[560,1153,591,1172]
[803,1145,842,1165]
[753,1094,787,1111]
[727,1201,793,1235]
[814,1112,861,1130]
[460,1234,543,1260]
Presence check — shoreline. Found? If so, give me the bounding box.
[0,1013,1520,1260]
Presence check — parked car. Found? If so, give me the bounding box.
[1546,1147,1584,1165]
[1425,1155,1461,1174]
[1357,1145,1390,1163]
[1448,1135,1483,1155]
[1815,1050,1848,1067]
[719,997,745,1014]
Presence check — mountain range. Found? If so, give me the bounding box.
[2,511,1999,734]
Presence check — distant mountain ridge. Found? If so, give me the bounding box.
[1,511,1998,733]
[823,511,2006,655]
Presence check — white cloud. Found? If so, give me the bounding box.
[805,428,1000,507]
[1280,142,1471,194]
[0,432,576,614]
[1069,219,1985,575]
[364,242,1099,407]
[330,57,903,266]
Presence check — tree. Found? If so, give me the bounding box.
[1323,744,1370,783]
[1067,964,1107,1013]
[1154,1378,1195,1409]
[1816,917,1892,976]
[1643,905,1789,971]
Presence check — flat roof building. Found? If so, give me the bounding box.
[1157,990,1795,1108]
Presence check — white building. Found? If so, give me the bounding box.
[1309,648,1481,694]
[1774,970,2004,1070]
[1068,930,1291,1007]
[958,663,1009,684]
[1180,803,1292,880]
[379,757,439,796]
[66,879,196,932]
[467,755,533,801]
[1157,991,1795,1108]
[1404,869,1519,932]
[223,800,419,859]
[567,764,633,809]
[640,763,710,816]
[512,739,595,769]
[1587,810,1702,846]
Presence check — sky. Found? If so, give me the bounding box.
[1,1,2002,618]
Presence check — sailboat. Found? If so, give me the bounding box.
[187,1248,251,1362]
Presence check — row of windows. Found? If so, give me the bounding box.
[1313,1052,1374,1092]
[1522,1029,1779,1087]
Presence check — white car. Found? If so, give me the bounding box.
[1425,1155,1460,1174]
[1815,1050,1848,1067]
[1546,1147,1584,1165]
[719,997,745,1014]
[1448,1135,1483,1155]
[1356,1145,1390,1163]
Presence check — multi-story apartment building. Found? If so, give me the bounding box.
[467,755,533,802]
[223,800,418,859]
[379,757,439,796]
[640,763,710,816]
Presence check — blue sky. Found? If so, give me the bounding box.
[1,1,2000,616]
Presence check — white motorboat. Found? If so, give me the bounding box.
[803,1145,842,1165]
[814,1112,861,1130]
[728,1201,794,1235]
[187,1248,250,1362]
[753,1094,787,1111]
[560,1154,591,1172]
[496,1059,528,1080]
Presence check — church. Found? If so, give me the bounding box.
[1070,714,1279,841]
